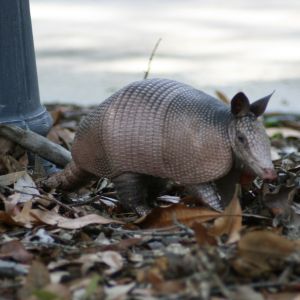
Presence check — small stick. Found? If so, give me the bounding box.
[144,38,162,80]
[2,185,79,214]
[199,253,232,299]
[0,124,71,167]
[215,90,230,105]
[172,214,195,236]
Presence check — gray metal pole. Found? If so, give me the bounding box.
[0,0,52,135]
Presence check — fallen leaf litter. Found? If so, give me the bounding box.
[0,104,299,299]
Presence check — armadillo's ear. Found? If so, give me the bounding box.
[231,92,250,116]
[250,91,274,117]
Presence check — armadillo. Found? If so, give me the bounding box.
[44,78,276,214]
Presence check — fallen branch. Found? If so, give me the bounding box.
[0,125,71,167]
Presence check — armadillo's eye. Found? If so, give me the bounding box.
[237,134,246,144]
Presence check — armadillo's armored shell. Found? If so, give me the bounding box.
[72,79,233,185]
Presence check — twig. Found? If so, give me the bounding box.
[108,224,188,236]
[172,214,195,236]
[215,90,230,105]
[69,195,118,207]
[278,264,293,284]
[212,274,232,299]
[199,253,232,299]
[0,124,71,167]
[1,185,79,214]
[144,38,162,79]
[69,195,100,207]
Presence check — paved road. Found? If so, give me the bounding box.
[30,0,300,112]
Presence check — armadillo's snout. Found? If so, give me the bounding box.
[262,168,277,181]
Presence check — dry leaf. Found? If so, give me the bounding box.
[0,211,18,226]
[4,172,40,215]
[30,209,65,226]
[13,172,40,203]
[18,260,50,300]
[35,283,71,300]
[100,251,124,275]
[208,187,242,243]
[0,171,26,186]
[47,125,75,150]
[136,267,164,285]
[152,279,186,296]
[137,256,168,285]
[192,222,217,246]
[11,201,37,228]
[263,183,296,221]
[104,283,135,300]
[57,213,123,229]
[0,240,33,263]
[49,108,64,126]
[232,230,300,277]
[137,204,220,228]
[231,286,264,300]
[0,154,24,173]
[31,209,123,229]
[264,292,300,300]
[84,238,142,253]
[0,137,15,155]
[68,275,104,299]
[79,251,123,275]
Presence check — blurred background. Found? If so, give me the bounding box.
[30,0,300,112]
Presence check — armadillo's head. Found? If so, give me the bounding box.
[228,92,277,181]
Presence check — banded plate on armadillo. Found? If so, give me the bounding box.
[44,78,277,215]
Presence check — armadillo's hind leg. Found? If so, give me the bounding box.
[43,161,96,191]
[112,173,151,216]
[187,182,223,211]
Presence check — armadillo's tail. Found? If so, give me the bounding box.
[43,160,96,191]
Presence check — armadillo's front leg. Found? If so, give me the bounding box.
[43,161,96,190]
[187,182,223,211]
